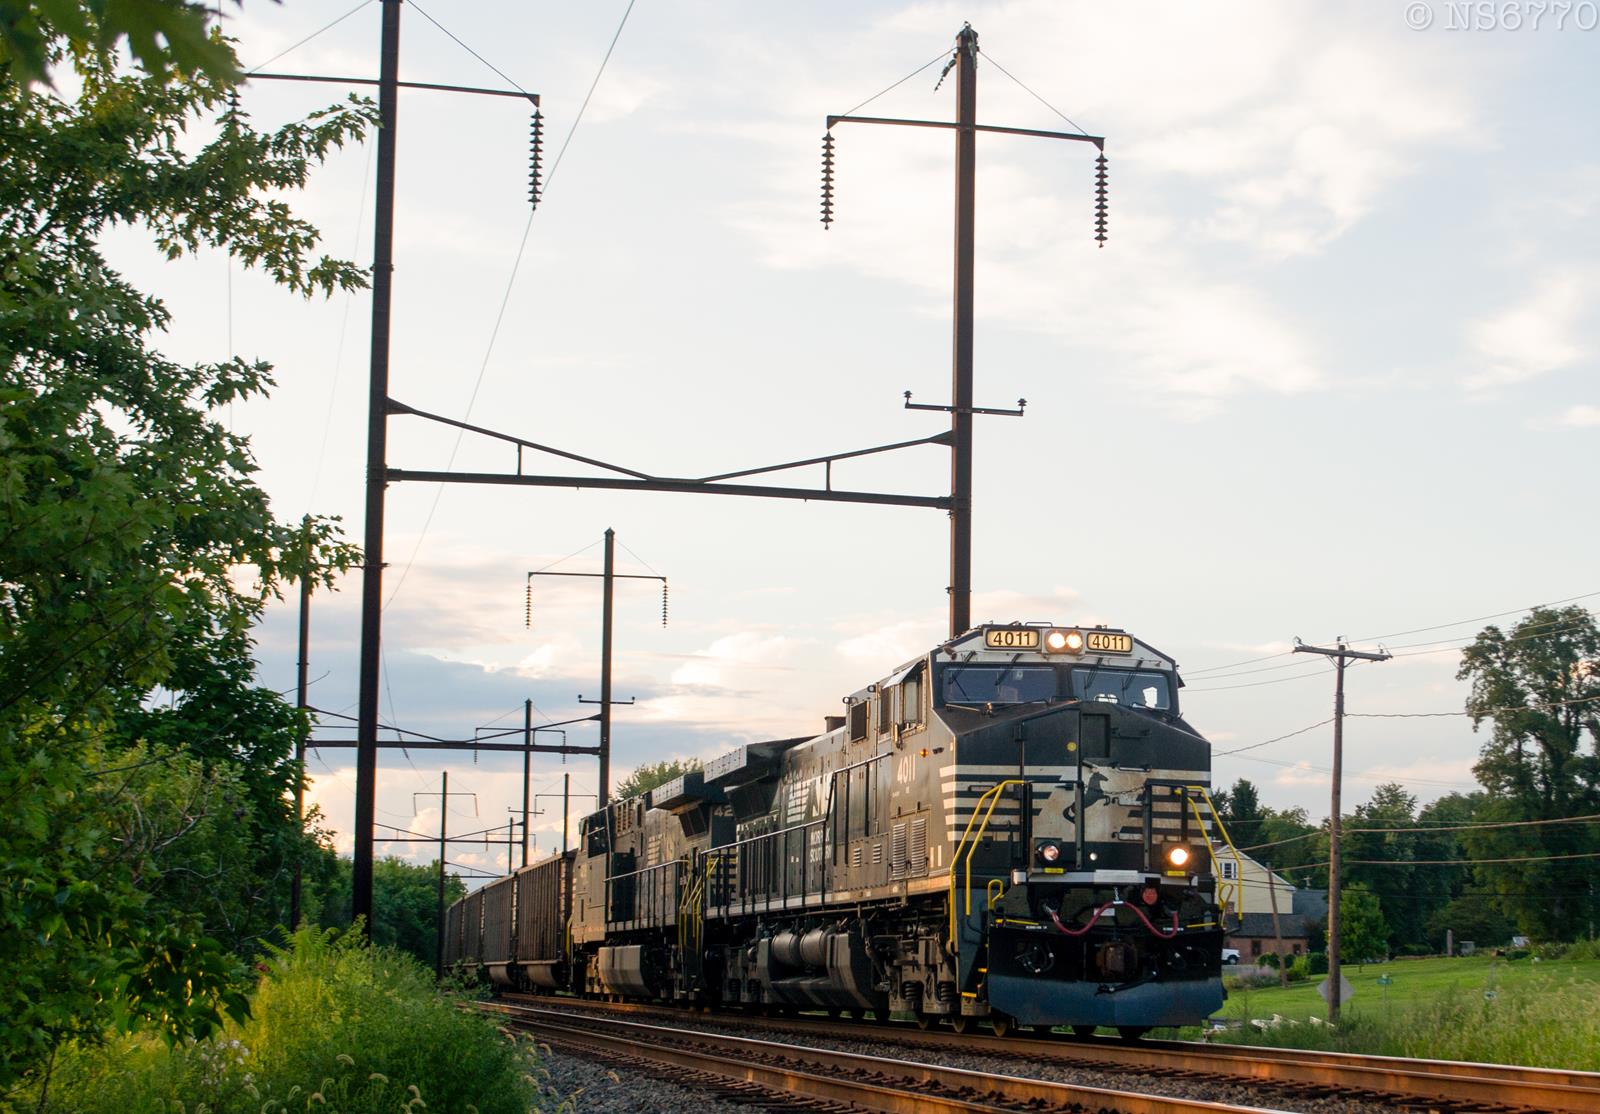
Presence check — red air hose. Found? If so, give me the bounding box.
[1047,900,1180,940]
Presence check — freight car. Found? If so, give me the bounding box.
[449,622,1243,1038]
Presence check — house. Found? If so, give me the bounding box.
[1210,847,1324,963]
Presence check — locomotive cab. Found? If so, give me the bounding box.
[931,624,1229,1031]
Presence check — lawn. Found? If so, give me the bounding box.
[1178,954,1600,1071]
[1218,953,1600,1022]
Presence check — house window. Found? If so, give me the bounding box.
[1221,860,1238,881]
[1251,939,1262,956]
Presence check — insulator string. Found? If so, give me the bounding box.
[524,580,532,629]
[1094,152,1108,247]
[661,580,669,627]
[528,108,544,209]
[820,132,836,228]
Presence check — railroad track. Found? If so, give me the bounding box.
[498,993,1600,1113]
[484,1000,1297,1114]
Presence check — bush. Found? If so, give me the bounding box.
[1562,938,1600,962]
[1259,952,1280,969]
[1302,952,1329,975]
[36,926,545,1114]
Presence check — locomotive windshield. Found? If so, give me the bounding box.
[941,665,1057,705]
[1072,667,1173,710]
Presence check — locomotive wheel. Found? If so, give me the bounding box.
[949,1014,972,1035]
[1071,1025,1096,1039]
[990,1014,1014,1038]
[849,1008,867,1021]
[1116,1026,1149,1042]
[914,1014,935,1030]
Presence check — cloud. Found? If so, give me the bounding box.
[1468,271,1593,390]
[1272,761,1330,788]
[719,2,1486,414]
[1528,403,1600,430]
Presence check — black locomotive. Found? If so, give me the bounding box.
[445,623,1236,1037]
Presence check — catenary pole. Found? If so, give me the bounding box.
[353,0,402,936]
[521,699,532,867]
[598,528,615,806]
[948,24,977,640]
[1293,637,1391,1022]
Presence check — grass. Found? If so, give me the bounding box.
[24,926,554,1114]
[1176,954,1600,1071]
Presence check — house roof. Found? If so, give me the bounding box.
[1292,887,1328,921]
[1232,912,1310,938]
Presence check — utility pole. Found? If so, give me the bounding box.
[1266,859,1287,989]
[948,24,977,640]
[291,515,313,929]
[352,0,403,939]
[529,528,665,807]
[522,700,533,867]
[823,24,1104,639]
[533,785,594,856]
[1293,637,1391,1021]
[436,770,447,977]
[599,528,615,806]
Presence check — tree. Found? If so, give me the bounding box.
[1458,606,1600,939]
[614,757,703,803]
[316,858,468,968]
[1339,884,1388,962]
[2,0,237,87]
[1426,894,1514,951]
[1,23,370,1093]
[1217,777,1267,849]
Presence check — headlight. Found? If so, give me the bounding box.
[1166,845,1192,868]
[1045,628,1085,654]
[1037,841,1062,863]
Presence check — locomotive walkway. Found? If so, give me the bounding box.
[489,995,1600,1113]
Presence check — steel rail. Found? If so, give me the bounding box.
[497,994,1600,1113]
[485,1002,1293,1114]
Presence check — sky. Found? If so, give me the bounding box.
[108,1,1599,882]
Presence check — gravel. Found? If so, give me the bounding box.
[533,1045,758,1113]
[527,1001,1407,1114]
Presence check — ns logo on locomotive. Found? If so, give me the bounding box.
[445,623,1242,1038]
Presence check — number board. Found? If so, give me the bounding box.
[1085,631,1134,654]
[983,627,1039,650]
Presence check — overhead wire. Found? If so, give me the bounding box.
[383,0,639,610]
[307,136,376,515]
[1182,589,1600,677]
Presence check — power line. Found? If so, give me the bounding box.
[1183,589,1600,677]
[1234,813,1600,854]
[1277,850,1600,870]
[1349,693,1600,720]
[1213,718,1333,757]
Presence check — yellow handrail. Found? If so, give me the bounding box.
[947,778,1026,943]
[1183,784,1246,921]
